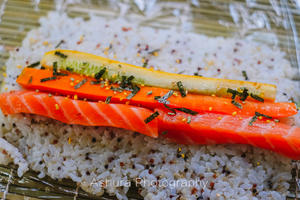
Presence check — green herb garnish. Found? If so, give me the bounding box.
[147,91,152,95]
[157,90,174,104]
[94,67,106,80]
[90,80,101,85]
[187,116,192,124]
[52,61,67,76]
[120,75,135,88]
[163,104,176,115]
[227,88,240,99]
[74,79,87,89]
[176,81,186,97]
[239,88,249,101]
[105,96,112,104]
[126,86,140,100]
[161,131,168,135]
[120,76,127,88]
[144,111,159,123]
[55,72,68,76]
[227,88,249,101]
[142,60,148,68]
[54,51,68,59]
[175,107,198,115]
[231,100,242,109]
[250,93,264,102]
[55,40,65,48]
[154,96,161,100]
[249,115,257,126]
[28,76,33,84]
[40,76,57,82]
[255,112,272,119]
[53,62,58,75]
[27,61,40,68]
[126,75,134,85]
[110,86,124,92]
[66,67,73,72]
[40,66,46,70]
[249,112,272,126]
[168,112,176,116]
[242,70,248,80]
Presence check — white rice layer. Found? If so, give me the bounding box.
[0,12,299,200]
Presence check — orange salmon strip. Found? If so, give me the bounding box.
[17,68,297,118]
[156,108,300,160]
[0,90,158,138]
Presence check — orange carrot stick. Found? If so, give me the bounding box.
[17,68,297,118]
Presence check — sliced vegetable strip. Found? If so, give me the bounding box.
[0,90,158,138]
[156,109,300,160]
[17,68,297,118]
[41,49,277,101]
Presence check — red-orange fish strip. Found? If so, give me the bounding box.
[156,108,300,160]
[0,90,158,138]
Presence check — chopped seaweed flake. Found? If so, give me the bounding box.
[175,107,198,115]
[74,79,87,89]
[144,111,159,123]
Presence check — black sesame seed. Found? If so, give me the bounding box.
[39,161,43,165]
[86,171,90,176]
[184,168,188,173]
[184,156,188,161]
[104,164,108,169]
[12,123,16,128]
[108,157,114,163]
[92,137,96,143]
[268,180,273,189]
[57,167,61,170]
[2,123,5,127]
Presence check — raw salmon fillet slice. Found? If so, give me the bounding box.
[0,90,158,138]
[156,109,300,160]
